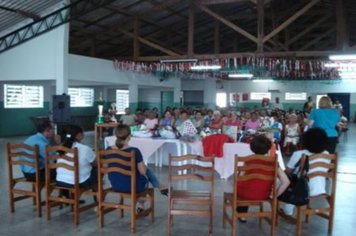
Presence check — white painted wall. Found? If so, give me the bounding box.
[68,54,181,103]
[182,79,356,102]
[0,26,67,81]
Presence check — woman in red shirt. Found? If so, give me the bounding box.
[236,135,290,222]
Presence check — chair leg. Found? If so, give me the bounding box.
[223,200,226,228]
[9,190,15,213]
[99,203,104,228]
[46,199,51,221]
[74,201,79,226]
[232,215,237,236]
[271,203,277,236]
[275,201,280,227]
[131,204,136,234]
[296,206,303,236]
[32,185,36,205]
[167,212,171,236]
[305,201,311,223]
[36,185,42,218]
[209,204,213,235]
[150,192,155,223]
[328,197,335,233]
[119,196,124,218]
[259,203,263,228]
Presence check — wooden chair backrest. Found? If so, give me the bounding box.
[168,154,215,190]
[45,145,79,190]
[97,148,136,196]
[304,152,338,196]
[233,154,278,201]
[7,143,40,181]
[305,153,337,179]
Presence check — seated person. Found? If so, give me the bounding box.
[192,110,204,131]
[159,110,175,129]
[21,120,61,182]
[209,110,224,131]
[270,112,283,142]
[203,109,214,128]
[120,107,136,126]
[56,125,97,189]
[283,113,301,155]
[143,111,159,130]
[223,111,242,130]
[236,135,290,222]
[281,128,331,216]
[244,112,261,132]
[105,124,168,196]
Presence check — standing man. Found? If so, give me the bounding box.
[21,120,61,181]
[272,97,284,110]
[303,96,313,114]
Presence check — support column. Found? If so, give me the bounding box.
[257,0,264,52]
[129,77,139,111]
[204,79,217,109]
[133,16,140,60]
[336,0,348,50]
[188,4,195,56]
[214,21,220,54]
[55,23,69,95]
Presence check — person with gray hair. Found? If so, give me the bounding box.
[307,96,340,153]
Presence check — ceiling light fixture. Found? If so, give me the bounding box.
[228,73,253,78]
[252,79,274,83]
[160,59,198,63]
[329,54,356,60]
[190,65,222,70]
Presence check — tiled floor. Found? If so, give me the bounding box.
[0,125,355,236]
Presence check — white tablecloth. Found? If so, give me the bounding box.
[104,136,285,180]
[104,136,189,166]
[188,141,285,179]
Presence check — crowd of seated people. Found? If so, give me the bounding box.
[13,96,342,233]
[136,106,304,153]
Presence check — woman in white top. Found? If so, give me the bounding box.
[282,127,331,215]
[56,125,97,188]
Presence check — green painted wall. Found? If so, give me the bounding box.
[0,102,50,137]
[0,101,105,137]
[138,102,161,111]
[350,104,356,122]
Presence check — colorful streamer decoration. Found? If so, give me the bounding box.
[113,57,340,80]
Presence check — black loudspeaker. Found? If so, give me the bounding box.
[53,95,71,123]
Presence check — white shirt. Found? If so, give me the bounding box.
[287,149,330,196]
[56,142,95,184]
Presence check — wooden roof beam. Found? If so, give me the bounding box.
[263,0,320,43]
[299,28,335,51]
[135,50,354,62]
[285,14,331,47]
[195,1,258,43]
[118,29,180,56]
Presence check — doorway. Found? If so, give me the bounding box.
[161,91,174,115]
[327,93,350,119]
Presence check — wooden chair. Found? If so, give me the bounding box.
[7,143,44,217]
[45,145,98,225]
[167,154,215,236]
[97,148,154,233]
[278,153,338,236]
[223,154,278,236]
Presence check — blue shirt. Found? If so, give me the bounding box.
[21,132,49,173]
[105,147,148,193]
[309,108,340,138]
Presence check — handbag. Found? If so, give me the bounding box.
[278,155,310,206]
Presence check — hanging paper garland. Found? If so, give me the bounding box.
[112,57,340,80]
